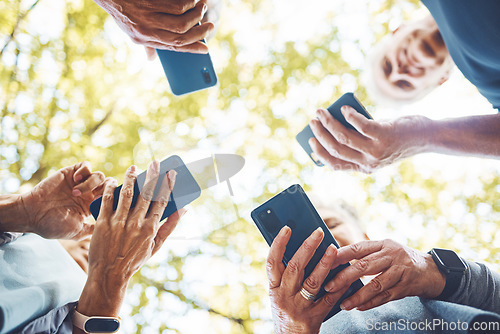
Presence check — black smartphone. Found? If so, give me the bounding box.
[156,39,217,96]
[251,184,364,321]
[89,155,201,221]
[296,92,373,166]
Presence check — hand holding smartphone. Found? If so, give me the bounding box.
[89,155,201,221]
[251,184,364,321]
[296,92,372,166]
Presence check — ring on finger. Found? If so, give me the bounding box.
[300,287,316,301]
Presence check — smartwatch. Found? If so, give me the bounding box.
[429,248,468,300]
[72,309,120,333]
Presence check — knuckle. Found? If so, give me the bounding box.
[304,275,320,290]
[95,171,105,181]
[173,36,186,46]
[102,193,114,203]
[336,132,350,146]
[380,289,392,302]
[368,278,384,293]
[350,242,362,254]
[121,186,134,199]
[354,259,369,272]
[173,21,190,34]
[149,212,162,223]
[323,294,336,306]
[286,261,300,274]
[302,240,315,252]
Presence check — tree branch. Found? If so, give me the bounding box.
[1,0,42,56]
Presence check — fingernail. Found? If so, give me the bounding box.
[325,244,335,256]
[72,189,82,196]
[202,3,208,15]
[179,208,188,218]
[129,165,136,173]
[168,170,177,190]
[312,227,323,239]
[341,300,352,311]
[326,283,334,292]
[74,174,83,182]
[280,225,290,236]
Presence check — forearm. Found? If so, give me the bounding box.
[425,113,500,158]
[444,259,500,313]
[0,194,31,233]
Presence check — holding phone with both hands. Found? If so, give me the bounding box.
[251,184,364,321]
[89,155,201,221]
[296,92,373,166]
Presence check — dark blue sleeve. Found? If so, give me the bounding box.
[18,302,77,334]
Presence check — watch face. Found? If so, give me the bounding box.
[85,318,120,333]
[434,248,466,271]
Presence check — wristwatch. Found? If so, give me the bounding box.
[429,248,468,300]
[72,309,120,333]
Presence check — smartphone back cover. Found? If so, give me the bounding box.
[156,49,217,96]
[251,184,363,321]
[296,92,372,166]
[89,155,201,221]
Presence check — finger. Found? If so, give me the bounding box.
[151,208,187,255]
[312,285,350,315]
[73,161,92,183]
[339,266,403,311]
[99,177,118,218]
[300,244,338,304]
[150,0,207,33]
[72,171,105,197]
[145,46,156,60]
[115,165,138,223]
[281,227,324,293]
[134,160,160,218]
[147,170,177,223]
[356,285,406,311]
[267,226,291,289]
[144,40,209,53]
[310,119,367,166]
[309,137,364,173]
[341,105,377,139]
[152,0,198,15]
[151,22,215,48]
[324,241,385,292]
[316,108,370,152]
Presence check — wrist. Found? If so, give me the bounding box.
[401,115,435,155]
[422,253,446,298]
[0,194,32,233]
[78,274,129,317]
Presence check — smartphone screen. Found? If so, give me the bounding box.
[89,155,201,221]
[251,184,364,321]
[296,92,373,166]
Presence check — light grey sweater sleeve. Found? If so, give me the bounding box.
[444,259,500,314]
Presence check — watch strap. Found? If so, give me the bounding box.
[72,309,120,333]
[435,269,463,300]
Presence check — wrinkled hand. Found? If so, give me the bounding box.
[21,161,105,240]
[267,226,350,334]
[87,162,184,285]
[94,0,214,57]
[324,239,446,311]
[309,106,430,173]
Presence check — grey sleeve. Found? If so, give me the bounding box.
[19,301,77,334]
[444,259,500,314]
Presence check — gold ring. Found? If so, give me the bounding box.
[300,287,316,301]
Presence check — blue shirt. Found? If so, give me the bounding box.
[422,0,500,109]
[0,234,86,333]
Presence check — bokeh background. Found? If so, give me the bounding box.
[1,0,499,332]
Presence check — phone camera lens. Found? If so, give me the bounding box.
[201,68,212,84]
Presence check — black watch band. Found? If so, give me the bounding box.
[429,248,467,300]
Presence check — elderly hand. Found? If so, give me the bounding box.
[94,0,214,57]
[20,161,105,240]
[77,161,185,318]
[309,106,430,173]
[324,239,446,311]
[267,226,351,334]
